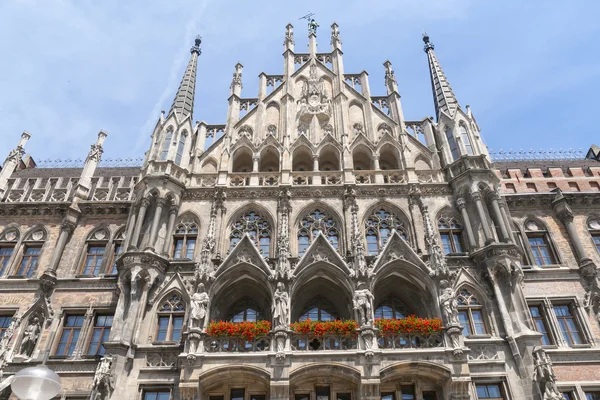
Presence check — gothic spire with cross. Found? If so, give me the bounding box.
[168,35,202,120]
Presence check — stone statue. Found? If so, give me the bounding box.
[272,282,289,329]
[353,283,374,326]
[308,18,319,34]
[190,283,209,329]
[91,355,115,400]
[439,286,460,326]
[19,316,41,357]
[533,348,563,400]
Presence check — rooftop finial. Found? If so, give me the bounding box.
[191,34,202,55]
[300,12,318,35]
[422,31,434,52]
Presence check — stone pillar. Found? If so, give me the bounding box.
[552,191,586,261]
[75,130,107,200]
[488,191,510,242]
[313,156,319,171]
[130,198,150,249]
[312,155,321,186]
[498,199,516,243]
[471,190,494,244]
[250,155,260,186]
[252,156,259,173]
[456,197,476,249]
[123,208,137,250]
[148,198,166,250]
[45,221,76,277]
[162,205,179,255]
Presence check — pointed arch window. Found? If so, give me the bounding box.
[459,124,474,155]
[80,228,109,276]
[298,298,338,322]
[445,127,460,161]
[172,217,198,260]
[457,288,487,336]
[0,228,18,277]
[588,218,600,254]
[175,132,187,165]
[16,229,46,278]
[229,211,271,257]
[524,220,557,266]
[364,208,409,255]
[156,294,185,342]
[375,297,410,320]
[227,298,264,322]
[438,216,465,254]
[298,209,340,255]
[161,129,173,161]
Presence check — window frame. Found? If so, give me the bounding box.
[54,314,86,357]
[175,132,187,165]
[437,215,465,255]
[16,243,42,278]
[298,298,339,322]
[80,242,107,276]
[172,218,198,260]
[227,297,264,323]
[458,124,474,156]
[474,382,505,399]
[85,313,114,356]
[160,129,173,161]
[364,208,410,256]
[141,387,172,400]
[457,288,488,337]
[527,297,592,348]
[445,127,460,162]
[154,294,186,343]
[0,244,16,277]
[229,211,272,257]
[528,303,553,346]
[297,209,341,256]
[587,217,600,255]
[523,220,559,267]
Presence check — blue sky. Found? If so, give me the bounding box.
[0,0,598,162]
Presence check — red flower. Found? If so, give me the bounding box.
[207,320,271,341]
[290,319,358,338]
[374,316,443,335]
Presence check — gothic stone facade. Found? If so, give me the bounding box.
[0,25,599,400]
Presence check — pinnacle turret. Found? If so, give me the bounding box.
[168,35,202,120]
[423,32,459,120]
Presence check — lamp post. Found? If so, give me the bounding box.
[10,365,62,400]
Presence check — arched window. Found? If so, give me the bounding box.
[298,298,338,321]
[588,218,600,254]
[524,220,557,266]
[365,208,409,255]
[80,228,109,276]
[229,211,271,256]
[175,132,187,165]
[457,288,487,336]
[16,228,46,278]
[173,217,198,260]
[108,229,125,275]
[445,127,459,161]
[161,129,173,161]
[375,297,410,320]
[298,209,340,255]
[438,216,465,254]
[156,294,185,342]
[0,228,18,277]
[459,124,474,155]
[227,298,264,322]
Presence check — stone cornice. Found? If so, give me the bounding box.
[503,191,600,210]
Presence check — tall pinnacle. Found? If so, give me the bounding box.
[422,32,459,119]
[169,35,202,119]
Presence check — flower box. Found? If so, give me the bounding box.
[206,320,271,341]
[290,319,358,338]
[374,316,443,336]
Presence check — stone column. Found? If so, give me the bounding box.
[553,194,586,261]
[373,155,384,184]
[498,199,516,243]
[130,198,150,249]
[123,209,137,250]
[162,205,179,255]
[471,190,494,244]
[148,198,166,250]
[313,155,319,171]
[45,221,76,277]
[250,155,260,186]
[456,197,476,249]
[488,192,510,242]
[252,156,259,173]
[312,155,321,186]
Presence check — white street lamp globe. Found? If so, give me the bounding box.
[11,365,62,400]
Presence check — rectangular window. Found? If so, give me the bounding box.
[458,310,472,336]
[0,246,14,276]
[173,238,184,259]
[87,314,113,356]
[230,389,245,400]
[186,238,196,258]
[440,233,452,254]
[110,242,123,274]
[0,315,12,339]
[528,236,555,265]
[553,304,583,345]
[16,245,41,278]
[401,385,415,400]
[295,395,309,400]
[366,235,378,255]
[446,129,460,161]
[593,234,600,253]
[471,310,486,335]
[381,393,396,400]
[422,392,437,400]
[475,384,503,399]
[81,244,106,276]
[298,236,309,255]
[317,386,330,400]
[156,316,170,341]
[56,315,85,356]
[337,393,351,400]
[586,393,600,400]
[143,390,170,400]
[562,392,573,400]
[529,305,552,345]
[251,396,266,400]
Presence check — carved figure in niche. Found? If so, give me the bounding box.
[353,282,374,326]
[533,348,563,400]
[190,283,209,329]
[439,284,459,326]
[272,282,289,329]
[91,354,115,400]
[19,316,41,357]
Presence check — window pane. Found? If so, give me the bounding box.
[231,389,245,400]
[173,239,183,259]
[440,234,452,254]
[185,238,196,258]
[458,311,471,336]
[157,317,169,341]
[401,385,415,400]
[452,233,464,253]
[337,394,351,400]
[316,387,330,400]
[381,393,395,400]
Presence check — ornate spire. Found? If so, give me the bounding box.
[284,23,295,51]
[168,35,202,120]
[330,22,342,51]
[422,32,459,119]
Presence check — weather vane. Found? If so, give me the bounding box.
[300,12,318,34]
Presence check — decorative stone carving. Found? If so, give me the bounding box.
[190,283,209,329]
[284,23,294,47]
[145,352,177,368]
[353,282,374,327]
[87,143,104,163]
[297,62,331,123]
[439,282,460,326]
[330,23,341,47]
[19,316,41,358]
[533,348,563,400]
[275,188,292,280]
[91,355,115,400]
[272,282,289,329]
[0,313,20,370]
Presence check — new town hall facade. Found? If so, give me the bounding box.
[0,22,599,400]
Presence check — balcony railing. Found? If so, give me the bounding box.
[290,334,358,351]
[204,336,271,353]
[377,332,443,349]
